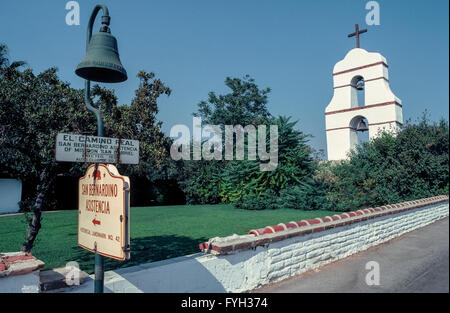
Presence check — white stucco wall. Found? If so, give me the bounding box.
[59,199,449,293]
[0,179,22,214]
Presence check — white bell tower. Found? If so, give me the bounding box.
[325,25,403,161]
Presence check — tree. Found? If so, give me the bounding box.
[0,44,26,73]
[180,75,273,204]
[195,74,272,126]
[0,66,94,252]
[98,71,183,206]
[0,45,172,252]
[95,70,174,181]
[220,116,317,210]
[179,159,223,204]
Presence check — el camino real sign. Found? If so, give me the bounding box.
[55,133,139,164]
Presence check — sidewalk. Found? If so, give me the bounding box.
[253,217,449,293]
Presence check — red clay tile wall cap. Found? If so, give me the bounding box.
[200,195,449,254]
[199,234,255,254]
[0,252,44,278]
[247,195,449,237]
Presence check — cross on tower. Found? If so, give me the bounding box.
[348,24,368,48]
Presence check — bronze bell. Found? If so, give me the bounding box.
[356,120,369,132]
[75,29,127,83]
[356,80,364,91]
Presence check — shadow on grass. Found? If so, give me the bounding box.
[72,235,208,274]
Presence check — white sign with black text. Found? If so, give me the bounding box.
[56,133,139,164]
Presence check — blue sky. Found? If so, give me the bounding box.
[1,0,448,155]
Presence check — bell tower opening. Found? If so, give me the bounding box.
[351,75,365,107]
[350,115,369,149]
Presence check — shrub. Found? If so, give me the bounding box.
[321,114,449,211]
[221,116,316,209]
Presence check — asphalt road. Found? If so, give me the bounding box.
[253,217,449,293]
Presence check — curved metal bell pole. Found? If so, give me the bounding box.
[76,3,128,294]
[84,5,109,294]
[84,80,104,137]
[86,5,110,48]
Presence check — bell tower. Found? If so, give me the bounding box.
[325,25,403,161]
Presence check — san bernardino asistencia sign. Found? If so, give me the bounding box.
[78,164,130,260]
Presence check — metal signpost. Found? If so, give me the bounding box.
[72,4,129,293]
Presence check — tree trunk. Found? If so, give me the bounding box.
[21,170,53,253]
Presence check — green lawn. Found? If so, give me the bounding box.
[0,205,338,274]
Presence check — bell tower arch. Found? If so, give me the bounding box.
[325,47,403,161]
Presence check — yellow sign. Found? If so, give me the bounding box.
[78,164,130,260]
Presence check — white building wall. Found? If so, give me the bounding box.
[0,179,22,214]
